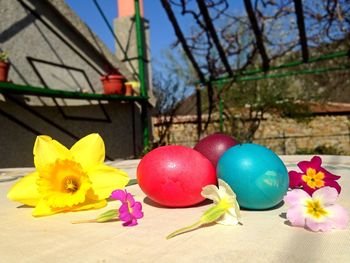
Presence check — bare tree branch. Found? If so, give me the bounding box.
[293,0,309,62]
[160,0,206,83]
[243,0,270,71]
[196,0,233,77]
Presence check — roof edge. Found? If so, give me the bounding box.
[44,0,134,80]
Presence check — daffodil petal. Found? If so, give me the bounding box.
[87,164,129,200]
[7,172,41,206]
[34,135,71,172]
[71,199,107,212]
[70,134,105,171]
[32,199,63,217]
[32,199,107,217]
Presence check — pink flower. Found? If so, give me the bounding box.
[111,189,143,227]
[288,156,341,195]
[284,187,348,232]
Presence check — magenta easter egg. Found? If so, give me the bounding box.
[137,145,217,207]
[194,133,238,167]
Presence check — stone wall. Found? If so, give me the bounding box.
[152,115,350,155]
[254,115,350,154]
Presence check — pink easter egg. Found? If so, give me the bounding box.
[137,145,217,207]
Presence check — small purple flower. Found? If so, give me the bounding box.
[110,189,143,227]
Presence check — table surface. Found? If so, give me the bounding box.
[0,155,349,263]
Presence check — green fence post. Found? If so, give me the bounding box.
[134,0,149,150]
[218,81,224,132]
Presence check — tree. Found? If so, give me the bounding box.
[159,0,350,141]
[151,71,188,147]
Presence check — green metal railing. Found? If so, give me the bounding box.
[134,0,149,148]
[93,0,150,149]
[239,50,348,77]
[0,82,147,102]
[92,0,124,54]
[221,63,350,84]
[197,50,350,85]
[92,0,150,149]
[202,59,350,132]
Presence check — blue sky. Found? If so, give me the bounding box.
[65,1,246,73]
[65,0,181,66]
[65,0,197,101]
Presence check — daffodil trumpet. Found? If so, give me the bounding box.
[167,179,241,239]
[7,134,129,217]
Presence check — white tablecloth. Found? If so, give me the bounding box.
[0,156,349,263]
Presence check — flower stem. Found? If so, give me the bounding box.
[166,204,228,239]
[71,219,97,224]
[71,209,119,224]
[166,221,202,239]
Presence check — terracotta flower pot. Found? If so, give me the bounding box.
[125,83,134,96]
[0,61,10,82]
[100,74,125,95]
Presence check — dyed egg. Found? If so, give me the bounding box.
[137,145,217,207]
[194,133,238,167]
[217,143,289,210]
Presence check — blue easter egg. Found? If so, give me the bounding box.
[217,143,289,210]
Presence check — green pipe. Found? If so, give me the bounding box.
[93,0,140,77]
[240,50,349,76]
[236,64,350,82]
[92,0,124,53]
[135,0,147,98]
[211,64,350,84]
[0,82,147,102]
[197,50,349,85]
[212,64,350,137]
[218,81,224,132]
[134,0,149,149]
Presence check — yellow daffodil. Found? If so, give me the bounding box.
[7,134,129,217]
[167,179,241,239]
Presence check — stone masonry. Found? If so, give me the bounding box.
[152,115,350,155]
